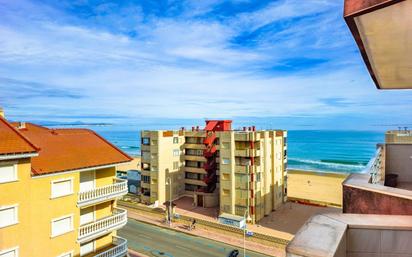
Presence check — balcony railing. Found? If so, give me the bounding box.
[78,178,128,207]
[94,236,128,257]
[78,208,127,243]
[365,145,384,184]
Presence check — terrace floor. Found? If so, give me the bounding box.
[397,182,412,191]
[173,196,341,236]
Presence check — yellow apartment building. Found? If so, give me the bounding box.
[140,120,287,223]
[0,112,132,257]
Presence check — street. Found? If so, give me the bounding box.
[119,219,273,257]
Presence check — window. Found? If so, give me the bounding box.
[222,158,230,165]
[51,214,73,237]
[256,173,261,182]
[142,137,150,145]
[142,151,150,160]
[0,205,18,228]
[173,161,179,170]
[0,247,18,257]
[0,163,17,183]
[57,251,73,257]
[173,149,180,156]
[173,137,179,144]
[142,175,150,183]
[51,178,73,198]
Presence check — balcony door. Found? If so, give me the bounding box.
[80,206,95,226]
[80,240,95,256]
[80,170,95,192]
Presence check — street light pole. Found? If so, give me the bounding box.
[243,209,248,257]
[167,177,172,227]
[244,166,251,257]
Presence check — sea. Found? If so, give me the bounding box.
[78,124,384,174]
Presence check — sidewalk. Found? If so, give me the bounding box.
[173,197,293,240]
[128,249,149,257]
[124,206,286,257]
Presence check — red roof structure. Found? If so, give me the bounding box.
[11,122,132,175]
[0,117,38,156]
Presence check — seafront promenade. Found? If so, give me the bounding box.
[118,197,340,256]
[120,203,286,257]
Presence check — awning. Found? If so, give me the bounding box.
[344,0,412,89]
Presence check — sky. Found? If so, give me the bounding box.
[1,0,412,130]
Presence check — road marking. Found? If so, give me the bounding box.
[138,234,152,240]
[175,245,190,251]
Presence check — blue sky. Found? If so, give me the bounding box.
[1,0,412,130]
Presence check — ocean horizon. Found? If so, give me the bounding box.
[60,124,383,174]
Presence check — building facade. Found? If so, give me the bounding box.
[140,120,287,223]
[0,113,132,257]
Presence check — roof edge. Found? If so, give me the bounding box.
[0,152,39,161]
[0,117,40,153]
[31,160,132,177]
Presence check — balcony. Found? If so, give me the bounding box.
[286,213,412,257]
[184,178,207,186]
[184,155,206,162]
[234,149,260,157]
[141,181,150,189]
[78,178,128,207]
[343,140,412,215]
[235,165,250,174]
[234,132,260,142]
[184,143,205,149]
[94,236,128,257]
[141,144,150,152]
[185,166,207,174]
[78,208,127,243]
[220,180,232,189]
[141,170,151,176]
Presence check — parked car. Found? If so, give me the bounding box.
[228,249,239,257]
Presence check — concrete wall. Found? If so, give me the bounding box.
[288,170,349,206]
[347,227,412,257]
[287,214,412,257]
[343,185,412,214]
[385,144,412,182]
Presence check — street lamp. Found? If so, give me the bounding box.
[244,165,252,257]
[166,177,172,227]
[243,209,252,257]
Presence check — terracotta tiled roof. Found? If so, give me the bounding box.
[12,123,132,175]
[0,117,38,156]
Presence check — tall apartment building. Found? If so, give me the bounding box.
[141,120,287,223]
[0,112,132,257]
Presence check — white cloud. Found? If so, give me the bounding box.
[0,0,411,128]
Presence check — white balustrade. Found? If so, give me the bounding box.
[94,236,128,257]
[78,178,128,206]
[78,208,127,242]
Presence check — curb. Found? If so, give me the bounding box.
[119,200,290,246]
[127,214,276,257]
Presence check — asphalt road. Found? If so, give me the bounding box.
[118,219,272,257]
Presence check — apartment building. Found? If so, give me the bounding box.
[286,1,412,256]
[140,120,287,223]
[0,112,132,257]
